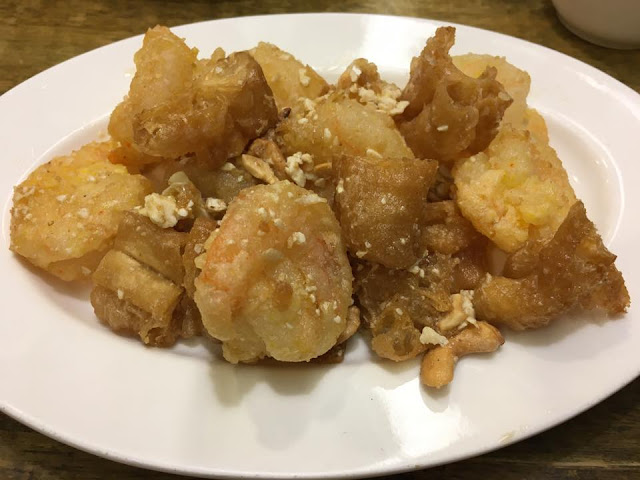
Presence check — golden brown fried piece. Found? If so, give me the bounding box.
[109,26,277,167]
[194,182,353,364]
[91,212,205,346]
[114,212,187,284]
[475,202,630,330]
[249,42,329,109]
[334,155,437,268]
[453,54,530,128]
[183,216,218,299]
[396,27,512,162]
[454,125,577,252]
[355,251,474,361]
[276,92,415,166]
[421,200,482,255]
[91,286,200,346]
[10,141,152,281]
[93,250,183,327]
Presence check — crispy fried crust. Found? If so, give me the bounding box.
[396,27,512,162]
[475,202,630,330]
[10,141,152,280]
[334,155,438,268]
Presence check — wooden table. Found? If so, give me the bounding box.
[1,1,638,479]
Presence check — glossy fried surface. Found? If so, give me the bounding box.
[194,181,352,363]
[475,202,630,330]
[276,92,415,166]
[114,212,187,284]
[250,42,329,109]
[334,155,438,268]
[396,27,512,162]
[10,141,152,281]
[454,126,577,252]
[109,26,277,167]
[453,53,531,127]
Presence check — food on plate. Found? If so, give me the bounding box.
[453,53,530,128]
[91,212,202,346]
[454,125,577,252]
[475,201,630,330]
[8,25,630,388]
[109,26,278,169]
[420,321,504,388]
[10,140,152,281]
[396,27,513,162]
[194,182,352,363]
[333,154,438,268]
[250,42,329,109]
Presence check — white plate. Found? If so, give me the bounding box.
[1,13,639,479]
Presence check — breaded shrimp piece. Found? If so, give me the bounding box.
[453,126,576,252]
[194,181,352,363]
[10,141,152,281]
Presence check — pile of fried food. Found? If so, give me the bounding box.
[10,26,630,387]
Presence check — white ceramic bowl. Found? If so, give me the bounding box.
[552,0,640,49]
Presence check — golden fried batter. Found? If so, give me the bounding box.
[90,212,203,346]
[334,155,438,268]
[109,26,277,167]
[276,92,415,167]
[10,141,152,281]
[396,27,512,162]
[250,42,329,109]
[194,181,353,363]
[475,202,630,330]
[454,125,577,252]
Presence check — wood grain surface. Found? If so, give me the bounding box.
[1,1,638,479]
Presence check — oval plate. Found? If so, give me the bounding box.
[1,13,639,479]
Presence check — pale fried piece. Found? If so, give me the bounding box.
[10,141,152,281]
[183,216,218,299]
[453,54,530,127]
[454,125,576,252]
[397,27,512,162]
[249,42,329,109]
[475,202,630,330]
[276,92,415,166]
[114,212,187,284]
[194,182,352,363]
[333,155,438,268]
[525,108,549,144]
[93,250,183,319]
[452,55,550,143]
[420,321,504,388]
[91,286,200,346]
[109,27,277,166]
[335,59,409,117]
